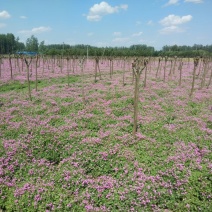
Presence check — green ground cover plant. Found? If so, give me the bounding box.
[0,58,211,211]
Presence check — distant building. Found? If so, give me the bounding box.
[16,51,38,56]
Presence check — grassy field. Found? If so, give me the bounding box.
[0,59,211,211]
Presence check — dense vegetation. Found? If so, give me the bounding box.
[0,33,212,57]
[0,56,211,211]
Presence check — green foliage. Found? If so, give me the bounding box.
[187,101,202,116]
[0,33,24,54]
[0,81,27,92]
[1,32,212,56]
[0,76,79,93]
[26,35,39,52]
[0,68,211,211]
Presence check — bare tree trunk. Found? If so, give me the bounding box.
[60,56,63,73]
[72,56,76,73]
[67,57,70,87]
[207,69,212,89]
[133,74,140,137]
[35,55,38,91]
[163,56,168,82]
[172,56,177,75]
[9,54,13,79]
[94,58,97,82]
[143,60,149,88]
[178,59,183,86]
[197,58,202,76]
[16,56,20,72]
[24,57,33,101]
[132,68,135,84]
[155,57,161,78]
[0,57,1,78]
[94,57,101,81]
[168,59,173,77]
[51,57,55,73]
[21,57,24,72]
[42,57,45,75]
[30,59,33,76]
[97,60,102,80]
[200,58,208,89]
[79,57,86,104]
[132,58,147,138]
[109,58,113,79]
[123,57,126,86]
[190,58,199,97]
[187,58,190,68]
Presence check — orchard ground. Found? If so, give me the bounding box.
[0,57,211,211]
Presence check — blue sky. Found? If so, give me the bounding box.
[0,0,211,50]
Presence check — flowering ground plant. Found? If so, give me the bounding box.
[0,57,211,211]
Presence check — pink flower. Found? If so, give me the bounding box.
[99,152,108,160]
[34,194,42,202]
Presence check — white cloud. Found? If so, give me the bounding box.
[0,23,6,28]
[159,14,192,26]
[87,32,94,36]
[160,25,184,34]
[87,15,102,21]
[165,0,179,6]
[147,20,153,25]
[184,0,203,3]
[86,1,128,21]
[136,21,141,25]
[113,32,122,36]
[0,10,11,19]
[120,4,128,10]
[18,26,52,35]
[112,37,129,43]
[95,42,107,47]
[139,39,146,43]
[132,32,143,37]
[31,26,51,33]
[20,16,27,19]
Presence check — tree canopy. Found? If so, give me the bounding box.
[0,33,25,54]
[0,33,211,57]
[26,35,39,52]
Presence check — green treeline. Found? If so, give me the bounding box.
[0,33,25,54]
[0,33,212,57]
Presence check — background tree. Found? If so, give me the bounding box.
[39,41,46,54]
[15,37,25,52]
[6,33,16,53]
[26,35,39,52]
[0,32,211,57]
